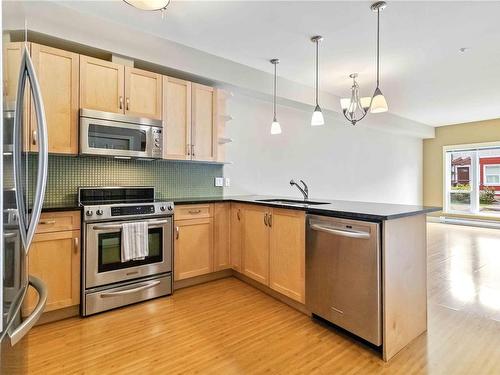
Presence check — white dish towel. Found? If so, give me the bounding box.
[121,222,149,262]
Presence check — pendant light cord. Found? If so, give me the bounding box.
[273,63,277,120]
[376,9,380,88]
[315,40,319,105]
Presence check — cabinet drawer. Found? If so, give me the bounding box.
[36,211,81,233]
[175,204,213,220]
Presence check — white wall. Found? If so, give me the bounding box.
[224,94,423,205]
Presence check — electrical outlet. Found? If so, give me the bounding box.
[214,177,224,187]
[225,178,231,187]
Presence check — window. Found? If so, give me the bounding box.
[444,145,500,216]
[484,165,500,185]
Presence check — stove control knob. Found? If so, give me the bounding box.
[160,205,166,212]
[167,205,173,211]
[85,210,93,217]
[96,209,104,216]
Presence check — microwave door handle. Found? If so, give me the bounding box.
[8,276,48,346]
[13,45,29,251]
[24,46,49,255]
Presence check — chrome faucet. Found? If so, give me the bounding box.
[290,179,309,201]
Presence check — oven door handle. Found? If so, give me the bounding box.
[99,280,161,298]
[92,220,169,231]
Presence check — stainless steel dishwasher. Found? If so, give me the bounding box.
[306,214,381,346]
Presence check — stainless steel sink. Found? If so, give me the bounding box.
[256,198,329,206]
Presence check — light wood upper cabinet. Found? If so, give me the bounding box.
[174,218,214,281]
[31,44,79,154]
[230,203,243,272]
[191,83,217,161]
[269,209,305,303]
[80,55,124,114]
[214,203,231,271]
[163,76,191,160]
[3,42,30,150]
[242,205,270,285]
[24,229,80,314]
[125,67,162,120]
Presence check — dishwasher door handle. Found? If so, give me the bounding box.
[310,223,370,239]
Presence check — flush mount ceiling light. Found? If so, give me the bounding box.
[123,0,171,16]
[340,1,388,125]
[270,59,282,135]
[340,73,372,125]
[311,36,325,127]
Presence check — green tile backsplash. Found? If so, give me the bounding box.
[39,155,223,206]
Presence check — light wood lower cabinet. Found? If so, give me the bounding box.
[24,229,81,315]
[230,203,243,271]
[214,203,231,271]
[242,205,270,285]
[269,209,305,303]
[174,217,214,281]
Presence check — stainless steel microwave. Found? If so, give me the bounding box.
[80,109,163,159]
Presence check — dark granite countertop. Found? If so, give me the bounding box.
[172,195,440,222]
[42,195,440,222]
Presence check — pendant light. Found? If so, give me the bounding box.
[310,36,324,126]
[340,73,372,125]
[270,59,282,135]
[370,1,388,113]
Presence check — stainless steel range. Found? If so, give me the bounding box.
[80,187,173,316]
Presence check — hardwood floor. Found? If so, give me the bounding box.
[4,222,500,374]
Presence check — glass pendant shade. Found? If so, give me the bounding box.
[124,0,170,10]
[311,105,325,126]
[370,87,388,113]
[271,118,282,135]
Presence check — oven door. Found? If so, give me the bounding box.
[80,117,161,158]
[85,217,172,288]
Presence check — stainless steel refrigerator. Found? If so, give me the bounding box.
[1,17,49,371]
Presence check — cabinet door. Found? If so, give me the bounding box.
[242,205,270,285]
[214,203,231,271]
[80,55,124,113]
[31,44,79,154]
[269,209,306,303]
[174,218,213,281]
[24,230,80,314]
[3,42,30,150]
[230,203,243,272]
[125,67,162,120]
[163,76,191,160]
[191,83,217,161]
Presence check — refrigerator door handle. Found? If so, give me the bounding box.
[13,45,49,254]
[8,275,48,346]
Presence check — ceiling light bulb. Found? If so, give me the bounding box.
[340,98,351,111]
[271,119,282,135]
[370,87,388,113]
[311,105,325,126]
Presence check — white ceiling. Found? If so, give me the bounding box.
[40,1,500,126]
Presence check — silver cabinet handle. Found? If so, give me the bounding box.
[99,280,160,298]
[310,223,370,239]
[74,237,79,254]
[8,275,48,345]
[237,209,241,221]
[175,226,179,240]
[268,213,272,227]
[191,144,195,157]
[186,143,191,156]
[32,130,37,145]
[119,96,123,110]
[13,46,48,254]
[264,213,268,226]
[188,209,202,214]
[126,97,130,111]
